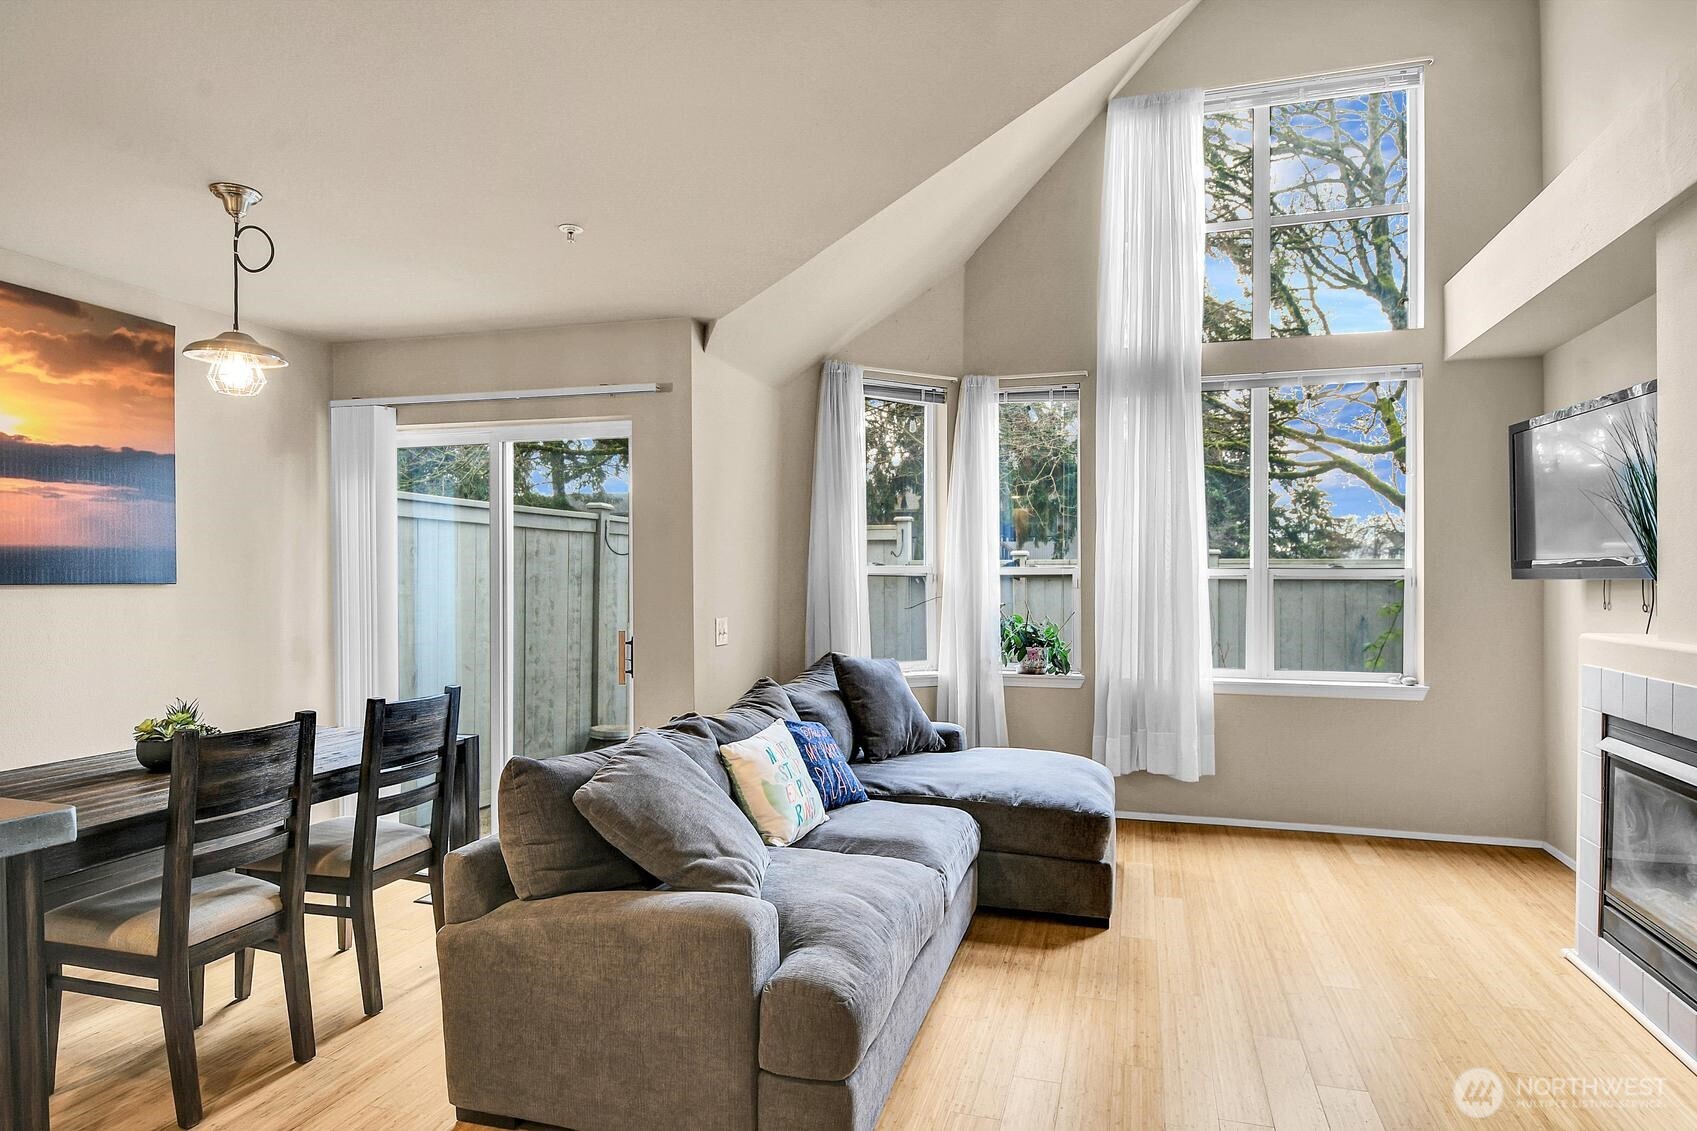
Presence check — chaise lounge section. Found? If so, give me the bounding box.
[436,664,1116,1131]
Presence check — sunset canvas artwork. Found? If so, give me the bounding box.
[0,280,176,584]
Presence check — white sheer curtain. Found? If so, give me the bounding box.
[330,404,399,729]
[1093,89,1215,781]
[937,375,1008,748]
[805,360,871,659]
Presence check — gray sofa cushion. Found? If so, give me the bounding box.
[830,654,943,762]
[573,732,769,898]
[850,747,1115,863]
[932,722,967,753]
[498,753,651,901]
[781,656,859,762]
[654,715,734,795]
[678,677,800,748]
[791,799,979,898]
[758,847,945,1081]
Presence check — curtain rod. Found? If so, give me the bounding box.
[330,382,669,408]
[862,368,1088,385]
[862,366,958,383]
[993,370,1087,382]
[1203,56,1432,105]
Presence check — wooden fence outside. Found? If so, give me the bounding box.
[1209,575,1404,673]
[397,494,631,802]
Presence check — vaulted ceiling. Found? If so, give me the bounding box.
[0,0,1188,342]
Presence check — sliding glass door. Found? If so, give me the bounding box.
[396,423,632,831]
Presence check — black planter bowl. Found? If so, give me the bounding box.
[135,739,173,772]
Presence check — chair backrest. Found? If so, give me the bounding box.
[352,687,461,873]
[161,713,316,954]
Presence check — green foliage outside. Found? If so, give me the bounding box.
[999,401,1079,561]
[397,439,631,515]
[1204,381,1408,672]
[864,399,928,560]
[1203,382,1407,564]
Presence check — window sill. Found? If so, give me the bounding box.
[1212,676,1429,701]
[903,671,1086,690]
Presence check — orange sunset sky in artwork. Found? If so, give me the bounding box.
[0,280,176,559]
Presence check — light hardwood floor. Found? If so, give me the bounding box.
[48,821,1697,1130]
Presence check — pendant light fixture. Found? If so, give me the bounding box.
[183,182,288,397]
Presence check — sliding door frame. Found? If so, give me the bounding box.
[396,418,632,830]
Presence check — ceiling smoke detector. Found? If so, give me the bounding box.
[557,223,585,242]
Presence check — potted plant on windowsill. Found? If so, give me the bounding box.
[133,699,222,771]
[1000,611,1073,677]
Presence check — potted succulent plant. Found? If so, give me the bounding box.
[133,699,222,771]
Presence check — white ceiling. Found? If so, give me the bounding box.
[0,0,1179,342]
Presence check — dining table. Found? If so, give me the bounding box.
[0,727,482,1131]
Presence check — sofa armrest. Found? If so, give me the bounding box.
[933,721,968,752]
[437,888,780,1131]
[442,836,518,924]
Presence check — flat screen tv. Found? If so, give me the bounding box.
[1510,381,1656,579]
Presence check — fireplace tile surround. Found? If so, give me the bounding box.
[1575,663,1697,1071]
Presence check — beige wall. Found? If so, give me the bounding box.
[0,247,332,768]
[1540,299,1657,857]
[964,0,1550,838]
[330,318,699,725]
[760,271,968,683]
[690,335,788,707]
[1539,0,1697,183]
[1655,199,1697,644]
[1534,2,1697,859]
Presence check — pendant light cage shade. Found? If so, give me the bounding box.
[184,330,287,397]
[185,181,288,396]
[182,329,290,368]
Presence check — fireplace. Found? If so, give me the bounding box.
[1602,718,1697,1011]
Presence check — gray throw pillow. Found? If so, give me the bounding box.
[653,715,734,794]
[698,676,800,745]
[498,753,651,901]
[572,731,769,898]
[782,655,860,762]
[831,653,944,762]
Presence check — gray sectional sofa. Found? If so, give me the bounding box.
[435,662,1116,1131]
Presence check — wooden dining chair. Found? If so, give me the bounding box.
[243,686,459,1018]
[41,714,317,1129]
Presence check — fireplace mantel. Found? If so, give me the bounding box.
[1581,633,1697,688]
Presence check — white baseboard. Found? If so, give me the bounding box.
[1115,809,1576,869]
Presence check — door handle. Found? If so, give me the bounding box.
[617,631,634,685]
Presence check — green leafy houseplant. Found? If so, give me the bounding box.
[134,699,221,770]
[1595,411,1657,579]
[999,611,1073,676]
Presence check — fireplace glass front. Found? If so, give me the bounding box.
[1604,750,1697,1005]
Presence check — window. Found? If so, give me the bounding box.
[1204,64,1423,343]
[1204,366,1419,683]
[998,384,1081,664]
[865,382,942,666]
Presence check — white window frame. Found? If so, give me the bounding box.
[1203,364,1422,691]
[996,381,1083,671]
[864,383,942,670]
[1204,62,1426,340]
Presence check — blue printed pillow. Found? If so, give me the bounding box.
[785,720,867,810]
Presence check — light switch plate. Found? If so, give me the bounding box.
[714,617,729,647]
